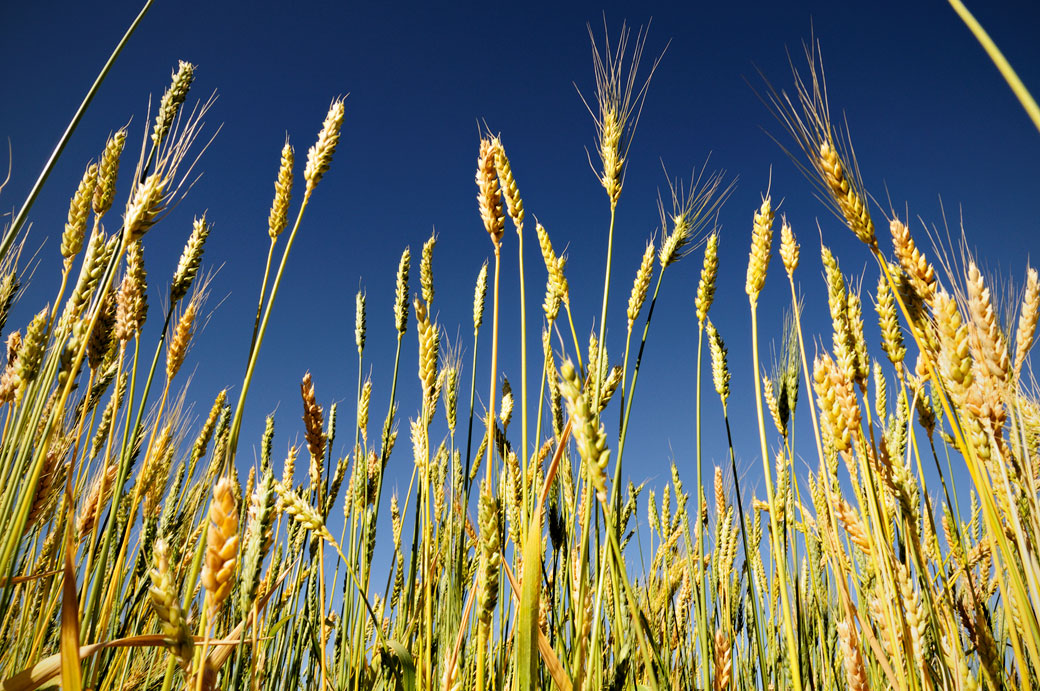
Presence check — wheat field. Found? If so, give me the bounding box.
[0,2,1038,690]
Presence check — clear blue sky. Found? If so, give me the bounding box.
[2,0,1039,515]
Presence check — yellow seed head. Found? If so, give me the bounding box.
[745,195,774,301]
[414,298,438,400]
[170,215,210,303]
[355,290,366,356]
[473,261,488,330]
[165,299,196,382]
[304,98,346,196]
[779,217,799,276]
[812,352,860,453]
[123,173,166,242]
[476,138,505,248]
[394,247,410,335]
[890,219,935,304]
[147,539,194,671]
[202,477,239,616]
[93,129,127,216]
[875,271,905,366]
[115,241,148,342]
[599,107,623,205]
[492,136,524,230]
[627,241,655,329]
[63,163,97,262]
[152,61,195,147]
[706,320,730,406]
[301,372,326,469]
[819,140,875,247]
[696,233,719,325]
[420,231,436,306]
[1014,267,1039,377]
[269,140,294,239]
[560,359,610,500]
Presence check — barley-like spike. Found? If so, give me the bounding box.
[275,481,332,541]
[191,390,227,472]
[818,140,875,248]
[63,163,97,262]
[476,138,505,249]
[14,308,48,399]
[875,271,906,366]
[473,261,489,330]
[394,248,411,336]
[536,223,570,310]
[152,60,195,147]
[846,289,869,389]
[713,629,732,691]
[813,352,860,453]
[745,194,774,302]
[260,415,275,476]
[357,378,372,445]
[598,365,623,412]
[560,359,610,500]
[966,261,1011,386]
[87,293,116,372]
[355,290,367,356]
[586,23,655,207]
[477,485,501,624]
[836,619,868,691]
[821,246,857,383]
[0,271,19,336]
[93,128,127,216]
[165,299,197,382]
[627,241,655,329]
[148,539,194,671]
[442,364,459,435]
[706,320,730,406]
[301,372,326,471]
[170,215,210,303]
[763,376,786,438]
[415,299,439,402]
[201,477,239,618]
[123,172,167,242]
[304,97,346,197]
[779,217,799,276]
[420,231,436,307]
[695,233,719,326]
[269,139,294,239]
[1015,267,1040,378]
[492,136,525,231]
[240,471,275,612]
[890,219,935,304]
[114,240,148,341]
[500,378,514,429]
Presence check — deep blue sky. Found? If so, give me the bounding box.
[2,1,1039,514]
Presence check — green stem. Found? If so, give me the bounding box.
[948,0,1040,134]
[750,301,803,691]
[594,205,617,409]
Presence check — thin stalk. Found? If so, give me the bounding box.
[721,401,768,687]
[248,238,277,359]
[594,204,618,409]
[750,303,803,691]
[947,0,1040,134]
[1,0,153,263]
[464,326,480,496]
[693,325,710,691]
[485,246,502,489]
[517,225,529,535]
[227,195,312,466]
